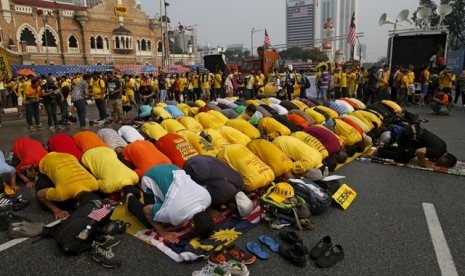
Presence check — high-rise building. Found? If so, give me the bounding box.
[286,0,317,47]
[319,0,358,62]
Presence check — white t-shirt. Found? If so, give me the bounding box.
[118,125,145,143]
[145,170,211,226]
[269,104,289,115]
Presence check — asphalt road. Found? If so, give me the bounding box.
[0,105,464,276]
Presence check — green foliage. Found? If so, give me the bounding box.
[223,48,251,63]
[279,47,329,62]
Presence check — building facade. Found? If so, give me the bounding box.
[286,0,317,47]
[0,0,171,65]
[319,0,359,62]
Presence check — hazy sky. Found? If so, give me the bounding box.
[139,0,422,62]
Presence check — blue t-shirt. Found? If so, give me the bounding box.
[165,105,184,119]
[0,151,15,175]
[139,105,152,117]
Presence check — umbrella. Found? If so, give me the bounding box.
[141,65,157,72]
[16,68,37,77]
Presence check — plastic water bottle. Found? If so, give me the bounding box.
[77,225,92,240]
[357,157,371,163]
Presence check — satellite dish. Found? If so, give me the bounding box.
[418,7,432,26]
[378,13,396,26]
[436,4,452,26]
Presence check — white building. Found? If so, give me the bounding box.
[318,0,359,61]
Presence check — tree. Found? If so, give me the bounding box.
[223,48,251,64]
[279,47,328,62]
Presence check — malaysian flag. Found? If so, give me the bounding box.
[88,204,112,221]
[264,29,271,49]
[347,12,356,46]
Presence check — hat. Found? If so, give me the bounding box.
[235,191,253,218]
[192,211,214,238]
[305,168,323,180]
[269,182,295,203]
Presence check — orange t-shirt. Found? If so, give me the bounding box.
[156,133,198,169]
[341,117,364,135]
[73,131,108,153]
[123,140,172,178]
[286,113,309,129]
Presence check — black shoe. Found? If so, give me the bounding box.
[0,211,31,231]
[91,244,122,268]
[12,195,30,211]
[98,219,129,236]
[279,243,308,267]
[279,230,303,244]
[315,244,344,268]
[93,235,122,249]
[310,236,332,259]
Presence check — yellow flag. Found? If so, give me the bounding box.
[0,48,12,79]
[332,183,357,210]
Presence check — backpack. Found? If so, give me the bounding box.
[288,178,333,215]
[55,198,116,255]
[304,75,311,89]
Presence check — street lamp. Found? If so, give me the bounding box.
[164,0,170,67]
[250,28,262,58]
[37,10,50,64]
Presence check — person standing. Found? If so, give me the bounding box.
[24,78,43,131]
[91,73,107,123]
[213,69,223,100]
[438,67,456,98]
[454,69,465,107]
[200,72,211,101]
[58,76,71,125]
[71,74,92,129]
[106,72,123,124]
[41,79,61,131]
[418,65,431,107]
[125,74,138,112]
[157,72,167,103]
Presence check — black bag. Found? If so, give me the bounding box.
[55,198,115,255]
[289,178,333,215]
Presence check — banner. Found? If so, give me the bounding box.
[0,48,12,79]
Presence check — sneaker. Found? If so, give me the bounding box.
[93,235,122,249]
[209,250,228,265]
[55,125,64,130]
[225,245,256,265]
[12,195,30,211]
[35,124,44,129]
[28,125,36,132]
[0,197,13,212]
[0,211,30,231]
[310,236,332,259]
[315,244,344,268]
[91,244,122,268]
[49,126,56,132]
[218,261,249,276]
[192,263,231,276]
[279,243,309,267]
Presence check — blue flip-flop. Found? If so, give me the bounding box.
[246,241,270,260]
[258,235,280,253]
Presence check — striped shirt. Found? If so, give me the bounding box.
[327,101,348,115]
[71,80,88,101]
[97,128,128,150]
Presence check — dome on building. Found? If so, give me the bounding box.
[112,26,131,35]
[324,18,334,29]
[322,41,332,50]
[335,49,344,56]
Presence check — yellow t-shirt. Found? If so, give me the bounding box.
[339,72,347,88]
[257,117,291,140]
[291,131,329,159]
[81,147,139,194]
[39,152,98,202]
[208,110,229,125]
[179,76,187,92]
[353,110,382,129]
[439,71,456,88]
[152,106,172,120]
[203,128,230,150]
[304,108,326,125]
[177,103,191,116]
[220,126,251,146]
[92,78,106,99]
[333,72,340,87]
[247,139,293,178]
[214,73,222,89]
[195,112,224,130]
[347,72,357,88]
[245,99,260,106]
[291,100,309,110]
[141,122,168,140]
[217,144,275,192]
[334,118,363,146]
[182,131,219,157]
[315,105,339,119]
[349,112,374,131]
[195,99,207,107]
[161,118,189,136]
[272,136,323,175]
[125,78,136,96]
[381,100,402,114]
[340,114,370,133]
[225,119,260,139]
[178,116,204,133]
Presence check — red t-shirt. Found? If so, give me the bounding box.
[12,137,48,173]
[123,140,172,178]
[73,131,108,153]
[48,133,83,161]
[303,126,341,154]
[287,113,309,129]
[156,133,198,169]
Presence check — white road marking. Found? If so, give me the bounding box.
[0,219,61,252]
[422,203,458,276]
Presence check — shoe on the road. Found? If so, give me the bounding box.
[0,211,31,231]
[0,197,13,212]
[8,220,44,239]
[28,125,36,132]
[310,236,332,259]
[315,244,344,268]
[192,263,231,276]
[279,230,303,245]
[219,261,249,276]
[49,126,56,132]
[93,235,122,249]
[12,195,30,211]
[35,124,44,129]
[279,242,308,267]
[91,244,122,268]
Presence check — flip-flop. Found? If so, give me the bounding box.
[246,241,269,260]
[258,235,280,253]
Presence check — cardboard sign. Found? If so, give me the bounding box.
[332,184,357,210]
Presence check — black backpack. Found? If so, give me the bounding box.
[288,178,333,215]
[55,198,116,255]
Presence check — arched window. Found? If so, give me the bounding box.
[147,41,151,51]
[19,27,36,46]
[157,41,162,53]
[137,40,140,51]
[105,38,109,49]
[119,37,124,48]
[41,28,57,47]
[115,37,120,49]
[90,37,96,49]
[68,35,78,48]
[141,39,146,51]
[125,37,129,49]
[96,36,103,49]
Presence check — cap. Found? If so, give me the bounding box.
[269,182,294,203]
[305,168,323,180]
[235,191,253,217]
